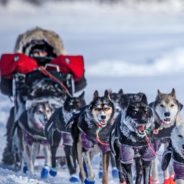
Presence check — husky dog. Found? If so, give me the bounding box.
[161,123,184,184]
[110,93,155,184]
[16,99,58,178]
[45,92,85,183]
[150,89,183,184]
[71,90,115,184]
[98,89,123,179]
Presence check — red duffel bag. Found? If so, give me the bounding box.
[50,55,85,81]
[0,53,38,96]
[0,53,38,77]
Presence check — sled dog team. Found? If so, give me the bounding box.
[9,88,184,184]
[1,27,184,184]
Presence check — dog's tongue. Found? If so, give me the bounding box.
[137,125,145,131]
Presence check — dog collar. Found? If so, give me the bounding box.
[96,127,109,146]
[95,117,116,146]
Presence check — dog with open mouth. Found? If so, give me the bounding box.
[110,92,155,184]
[150,89,183,184]
[98,89,123,179]
[71,90,115,184]
[161,123,184,184]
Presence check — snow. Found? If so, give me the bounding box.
[0,0,184,183]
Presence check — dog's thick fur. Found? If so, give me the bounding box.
[150,89,183,183]
[45,92,86,180]
[72,90,115,184]
[161,123,184,184]
[110,92,155,184]
[16,100,56,175]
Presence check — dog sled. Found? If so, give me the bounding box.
[0,27,87,170]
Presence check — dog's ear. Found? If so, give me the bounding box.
[141,93,148,104]
[171,88,176,98]
[93,90,99,101]
[108,89,112,94]
[118,89,123,96]
[79,91,85,99]
[156,89,162,101]
[157,89,162,96]
[108,89,112,98]
[104,90,110,100]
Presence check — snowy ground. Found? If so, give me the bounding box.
[0,0,184,183]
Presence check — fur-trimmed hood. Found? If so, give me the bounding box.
[14,27,65,56]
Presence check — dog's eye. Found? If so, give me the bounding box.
[38,110,43,114]
[160,104,164,108]
[132,109,138,114]
[95,108,101,111]
[170,104,175,108]
[178,134,183,138]
[46,109,51,113]
[104,107,110,111]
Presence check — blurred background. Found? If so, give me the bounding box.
[0,0,184,101]
[0,1,184,182]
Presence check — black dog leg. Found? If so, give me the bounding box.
[64,145,77,175]
[49,132,61,177]
[121,163,133,184]
[135,157,143,184]
[110,153,116,168]
[142,160,151,184]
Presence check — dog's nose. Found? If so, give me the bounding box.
[101,115,106,120]
[164,112,170,117]
[182,144,184,149]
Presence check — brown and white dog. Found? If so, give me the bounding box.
[150,89,183,184]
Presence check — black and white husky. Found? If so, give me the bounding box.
[98,89,123,179]
[162,123,184,184]
[110,93,155,184]
[71,90,115,184]
[14,97,61,178]
[45,92,86,183]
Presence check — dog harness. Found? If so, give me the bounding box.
[81,132,111,153]
[24,131,48,145]
[119,143,156,164]
[172,149,184,180]
[79,108,115,153]
[173,161,184,180]
[62,132,73,146]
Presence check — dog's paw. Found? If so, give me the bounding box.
[69,175,80,183]
[84,178,95,184]
[23,165,28,174]
[41,166,49,179]
[112,167,119,178]
[151,178,160,184]
[163,177,176,184]
[98,169,103,179]
[49,168,57,177]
